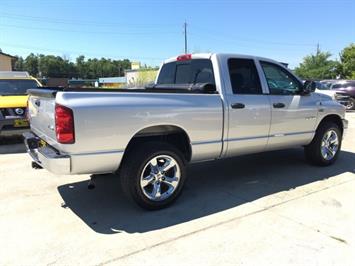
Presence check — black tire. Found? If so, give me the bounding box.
[304,122,342,166]
[120,141,187,210]
[345,98,355,111]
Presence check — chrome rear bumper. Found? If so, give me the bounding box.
[23,132,71,175]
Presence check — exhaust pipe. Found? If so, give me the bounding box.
[31,161,43,169]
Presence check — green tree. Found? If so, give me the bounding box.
[24,53,39,76]
[338,43,355,79]
[79,57,131,78]
[38,55,77,78]
[76,55,89,78]
[295,49,339,79]
[7,52,132,79]
[12,56,24,71]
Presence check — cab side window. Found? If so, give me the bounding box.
[260,61,302,95]
[228,58,262,95]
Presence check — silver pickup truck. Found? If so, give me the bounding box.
[24,53,348,209]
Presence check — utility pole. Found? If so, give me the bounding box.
[184,21,188,54]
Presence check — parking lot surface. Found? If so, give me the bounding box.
[1,113,354,266]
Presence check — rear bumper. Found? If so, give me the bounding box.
[23,132,124,175]
[23,132,71,175]
[0,118,29,136]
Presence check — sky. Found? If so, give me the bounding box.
[0,0,354,69]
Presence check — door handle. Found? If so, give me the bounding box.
[231,103,245,109]
[273,102,285,108]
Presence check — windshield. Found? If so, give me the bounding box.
[0,79,39,96]
[316,82,330,90]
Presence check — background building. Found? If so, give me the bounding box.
[125,62,158,87]
[0,51,15,71]
[98,77,127,88]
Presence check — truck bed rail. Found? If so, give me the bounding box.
[27,83,217,98]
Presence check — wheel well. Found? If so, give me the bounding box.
[123,125,192,163]
[318,114,343,134]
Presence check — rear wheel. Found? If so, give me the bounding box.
[120,141,187,210]
[304,122,342,166]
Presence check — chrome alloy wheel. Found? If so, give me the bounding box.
[321,129,339,160]
[140,155,181,201]
[345,100,354,110]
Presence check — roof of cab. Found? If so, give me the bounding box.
[0,71,30,79]
[164,53,213,63]
[0,71,42,86]
[163,53,286,67]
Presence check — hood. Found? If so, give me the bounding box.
[0,95,28,108]
[315,89,336,98]
[332,87,355,97]
[314,91,334,100]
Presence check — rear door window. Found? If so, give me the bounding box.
[157,59,215,85]
[228,58,262,94]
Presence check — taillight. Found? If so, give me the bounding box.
[177,54,192,61]
[55,104,75,144]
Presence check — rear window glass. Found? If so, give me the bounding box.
[157,59,215,85]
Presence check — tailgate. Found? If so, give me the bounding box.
[27,89,57,143]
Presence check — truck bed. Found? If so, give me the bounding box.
[26,87,224,174]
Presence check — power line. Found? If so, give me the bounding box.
[0,23,178,36]
[0,12,177,29]
[191,26,315,47]
[191,34,314,53]
[0,41,166,61]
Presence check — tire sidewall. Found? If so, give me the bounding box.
[316,124,342,165]
[128,144,186,209]
[347,98,355,110]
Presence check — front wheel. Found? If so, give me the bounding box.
[120,142,187,210]
[345,98,355,111]
[304,122,342,166]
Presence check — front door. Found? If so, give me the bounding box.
[259,61,319,150]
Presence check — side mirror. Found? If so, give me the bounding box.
[201,83,217,94]
[302,80,316,95]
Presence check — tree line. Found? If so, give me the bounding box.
[295,43,355,80]
[11,53,131,79]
